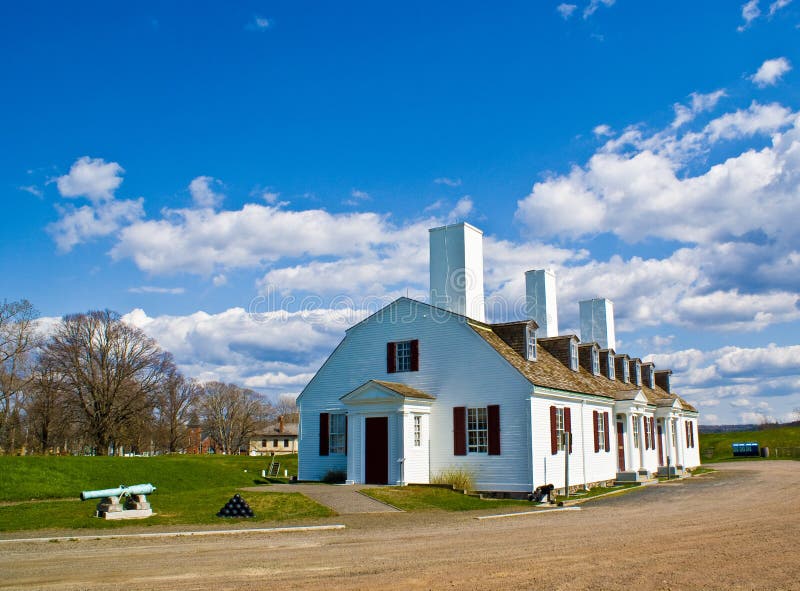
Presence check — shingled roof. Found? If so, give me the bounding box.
[469,320,694,410]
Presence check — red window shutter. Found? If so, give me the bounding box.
[593,411,600,453]
[565,407,573,453]
[603,412,611,452]
[319,413,329,456]
[650,418,655,450]
[453,407,466,456]
[410,339,419,372]
[685,421,690,447]
[550,405,558,455]
[488,405,501,455]
[386,342,396,373]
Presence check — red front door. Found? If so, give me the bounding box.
[616,421,625,471]
[364,417,389,484]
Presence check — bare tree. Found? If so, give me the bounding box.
[198,382,264,454]
[24,356,71,453]
[0,299,40,453]
[42,310,174,455]
[156,371,199,453]
[273,394,299,421]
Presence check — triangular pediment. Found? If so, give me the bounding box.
[340,380,436,405]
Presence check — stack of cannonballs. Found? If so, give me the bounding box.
[216,494,255,518]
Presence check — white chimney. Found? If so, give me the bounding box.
[525,269,559,337]
[579,298,616,350]
[429,222,485,322]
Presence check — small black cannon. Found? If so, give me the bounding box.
[528,484,555,503]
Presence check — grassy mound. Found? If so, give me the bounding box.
[700,425,800,463]
[0,454,330,532]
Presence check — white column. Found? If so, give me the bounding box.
[638,415,646,470]
[676,417,685,468]
[624,414,635,472]
[665,418,673,467]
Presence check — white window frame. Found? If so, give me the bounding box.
[634,363,642,386]
[607,353,616,380]
[591,349,600,375]
[556,407,566,451]
[329,413,346,455]
[413,415,421,447]
[647,370,655,389]
[597,412,606,451]
[672,420,678,448]
[621,361,629,383]
[525,325,537,361]
[632,416,639,448]
[569,341,579,371]
[396,340,412,372]
[467,407,488,454]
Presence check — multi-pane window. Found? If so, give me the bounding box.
[632,416,640,448]
[569,341,579,371]
[414,415,421,447]
[467,407,488,453]
[607,354,616,380]
[634,363,642,386]
[526,325,537,361]
[591,349,600,375]
[672,420,678,448]
[621,361,629,383]
[329,413,346,454]
[396,340,412,372]
[556,407,566,451]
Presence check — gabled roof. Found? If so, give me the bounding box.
[340,379,436,403]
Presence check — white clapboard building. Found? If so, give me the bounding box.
[297,222,700,493]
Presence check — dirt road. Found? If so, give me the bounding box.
[2,462,799,590]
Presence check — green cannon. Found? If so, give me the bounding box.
[80,483,156,501]
[80,483,156,519]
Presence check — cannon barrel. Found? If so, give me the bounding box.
[80,483,156,501]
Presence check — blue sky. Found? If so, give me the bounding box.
[2,1,799,423]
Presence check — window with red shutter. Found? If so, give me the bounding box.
[603,412,610,452]
[453,407,466,456]
[386,342,396,373]
[488,405,500,455]
[550,406,558,455]
[565,407,573,453]
[593,411,600,453]
[410,339,419,372]
[644,418,650,449]
[319,413,329,456]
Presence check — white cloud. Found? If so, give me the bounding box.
[212,274,227,287]
[55,156,124,202]
[593,124,613,137]
[738,0,761,31]
[19,185,43,198]
[48,198,144,252]
[188,176,225,209]
[351,189,370,200]
[557,3,578,19]
[583,0,614,19]
[516,102,798,246]
[246,16,271,31]
[672,89,726,128]
[750,57,792,87]
[262,190,280,204]
[433,177,462,187]
[448,196,474,221]
[128,286,185,295]
[768,0,792,16]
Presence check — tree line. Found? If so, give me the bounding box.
[0,299,296,456]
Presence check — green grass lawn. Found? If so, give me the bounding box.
[0,454,333,533]
[699,425,800,463]
[362,485,531,511]
[555,483,640,503]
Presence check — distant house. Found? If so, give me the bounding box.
[250,415,298,456]
[297,222,700,493]
[186,425,217,454]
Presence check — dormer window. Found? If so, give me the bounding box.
[569,340,578,371]
[621,361,629,383]
[634,363,641,386]
[591,348,600,375]
[607,353,615,380]
[647,368,655,389]
[525,325,537,361]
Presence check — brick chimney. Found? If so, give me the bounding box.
[279,415,284,434]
